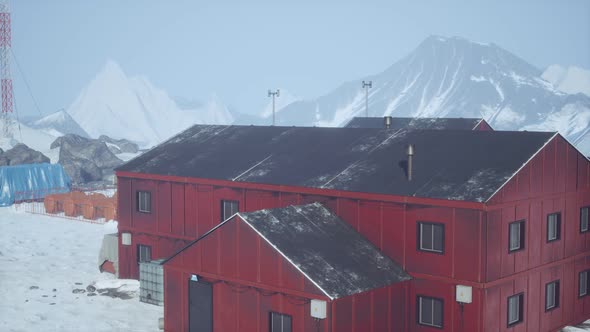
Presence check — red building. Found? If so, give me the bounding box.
[116,123,590,332]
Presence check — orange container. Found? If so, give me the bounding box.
[44,195,58,214]
[63,192,86,217]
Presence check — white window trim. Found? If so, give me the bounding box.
[418,296,443,328]
[419,223,444,253]
[138,191,151,213]
[507,294,521,325]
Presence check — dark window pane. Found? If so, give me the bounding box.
[421,297,433,324]
[546,282,556,309]
[580,272,588,297]
[509,222,520,250]
[548,215,557,241]
[582,208,589,232]
[421,224,433,250]
[222,200,239,222]
[433,224,444,252]
[138,245,152,263]
[433,298,443,327]
[283,315,292,332]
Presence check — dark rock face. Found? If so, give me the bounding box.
[0,143,50,166]
[98,135,139,154]
[51,134,123,184]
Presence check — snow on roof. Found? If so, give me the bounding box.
[117,125,555,202]
[343,117,487,130]
[237,203,410,299]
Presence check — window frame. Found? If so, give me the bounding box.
[269,312,292,332]
[136,190,152,214]
[579,270,590,298]
[220,200,239,222]
[507,293,524,327]
[508,220,525,253]
[137,244,152,264]
[545,280,560,312]
[546,212,561,243]
[416,295,444,329]
[417,221,445,254]
[581,206,589,234]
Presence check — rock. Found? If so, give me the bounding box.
[52,289,57,292]
[87,293,97,297]
[98,135,139,154]
[49,303,56,305]
[51,134,123,184]
[72,289,86,294]
[42,295,48,297]
[86,285,96,293]
[1,143,50,166]
[74,282,83,285]
[29,286,39,290]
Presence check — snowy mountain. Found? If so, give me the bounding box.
[0,119,60,163]
[67,61,234,148]
[30,109,89,138]
[276,36,590,155]
[542,65,590,97]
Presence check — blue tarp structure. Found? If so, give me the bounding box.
[0,163,71,206]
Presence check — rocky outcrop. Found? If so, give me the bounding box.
[51,134,123,184]
[98,135,139,154]
[0,144,50,166]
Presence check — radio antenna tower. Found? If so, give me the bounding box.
[0,0,13,138]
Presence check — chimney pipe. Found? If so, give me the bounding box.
[384,116,392,129]
[406,144,415,181]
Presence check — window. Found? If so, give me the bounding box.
[547,213,561,242]
[580,270,590,297]
[221,200,239,222]
[137,244,152,264]
[269,312,292,332]
[581,207,589,233]
[507,293,524,326]
[417,296,443,328]
[418,222,444,253]
[136,191,151,213]
[545,280,560,311]
[509,220,525,252]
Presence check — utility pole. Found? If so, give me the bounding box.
[362,81,372,117]
[268,89,280,126]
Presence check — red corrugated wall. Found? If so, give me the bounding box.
[164,215,411,332]
[117,176,485,282]
[483,136,590,331]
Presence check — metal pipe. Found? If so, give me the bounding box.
[384,116,392,129]
[407,144,415,181]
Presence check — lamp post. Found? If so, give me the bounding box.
[268,89,280,126]
[362,80,372,117]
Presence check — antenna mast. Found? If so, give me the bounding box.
[0,0,13,138]
[362,80,372,117]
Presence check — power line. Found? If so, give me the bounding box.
[11,49,43,117]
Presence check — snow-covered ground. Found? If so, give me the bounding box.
[0,206,162,332]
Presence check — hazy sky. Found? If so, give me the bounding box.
[10,0,590,117]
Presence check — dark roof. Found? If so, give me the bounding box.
[117,125,555,202]
[344,117,485,130]
[238,203,410,299]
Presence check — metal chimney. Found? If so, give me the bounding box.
[384,116,392,129]
[406,144,415,181]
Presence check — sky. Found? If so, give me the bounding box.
[9,0,590,118]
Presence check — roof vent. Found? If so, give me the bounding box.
[384,116,392,129]
[406,144,415,181]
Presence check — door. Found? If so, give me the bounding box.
[189,278,213,332]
